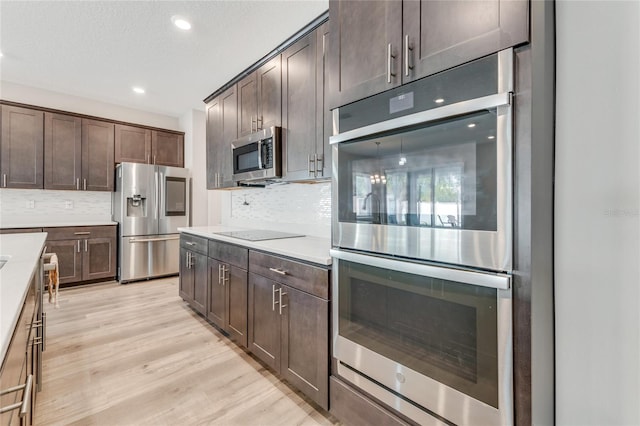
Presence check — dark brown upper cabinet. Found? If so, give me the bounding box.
[115,125,183,167]
[0,105,44,189]
[114,124,151,164]
[238,56,282,137]
[44,114,114,192]
[206,85,238,189]
[44,112,82,190]
[328,0,529,108]
[282,23,331,181]
[151,130,184,167]
[82,119,115,191]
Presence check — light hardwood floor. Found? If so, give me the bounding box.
[35,277,340,426]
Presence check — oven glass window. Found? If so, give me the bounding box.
[338,108,497,231]
[338,259,499,407]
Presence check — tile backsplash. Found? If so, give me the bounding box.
[0,189,112,226]
[220,182,332,238]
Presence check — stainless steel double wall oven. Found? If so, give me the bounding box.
[331,49,514,425]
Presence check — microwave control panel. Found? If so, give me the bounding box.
[262,138,273,168]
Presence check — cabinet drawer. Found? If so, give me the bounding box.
[249,250,329,299]
[208,240,248,269]
[44,225,115,241]
[180,233,208,255]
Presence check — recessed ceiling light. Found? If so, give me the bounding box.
[488,135,495,140]
[172,16,191,30]
[132,87,145,94]
[434,98,444,104]
[467,123,476,128]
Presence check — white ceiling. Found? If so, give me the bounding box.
[0,0,328,118]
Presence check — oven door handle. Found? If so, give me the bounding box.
[330,249,510,290]
[329,91,511,145]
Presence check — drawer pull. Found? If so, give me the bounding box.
[0,374,32,418]
[269,267,288,276]
[74,231,91,235]
[185,242,196,246]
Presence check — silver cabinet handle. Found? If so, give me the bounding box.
[147,154,151,164]
[251,116,257,133]
[308,154,315,177]
[218,264,223,285]
[84,239,88,252]
[257,116,263,130]
[185,241,196,246]
[315,154,323,177]
[223,265,229,286]
[186,251,191,269]
[74,231,91,235]
[76,178,80,190]
[2,174,6,187]
[404,34,413,77]
[77,240,81,253]
[272,284,280,311]
[279,288,287,315]
[0,374,33,418]
[387,43,396,83]
[83,178,87,190]
[42,312,47,351]
[153,155,156,165]
[269,267,288,276]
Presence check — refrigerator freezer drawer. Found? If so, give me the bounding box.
[120,234,180,283]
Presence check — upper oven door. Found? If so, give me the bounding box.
[331,53,513,272]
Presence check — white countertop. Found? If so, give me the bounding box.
[178,226,332,266]
[1,220,117,229]
[0,232,48,362]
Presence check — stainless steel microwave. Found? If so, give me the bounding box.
[232,126,282,183]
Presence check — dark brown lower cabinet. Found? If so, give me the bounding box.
[248,266,329,409]
[179,247,208,315]
[208,259,248,348]
[44,225,116,285]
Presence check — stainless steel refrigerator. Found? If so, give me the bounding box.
[113,162,190,283]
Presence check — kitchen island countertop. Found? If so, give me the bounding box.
[178,226,332,266]
[0,232,47,362]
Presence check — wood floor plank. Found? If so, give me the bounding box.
[35,278,340,425]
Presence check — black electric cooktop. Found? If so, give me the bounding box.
[212,230,305,242]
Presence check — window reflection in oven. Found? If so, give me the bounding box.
[338,259,500,408]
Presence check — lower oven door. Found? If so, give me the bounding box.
[331,249,512,426]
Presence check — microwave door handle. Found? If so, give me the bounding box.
[257,140,264,169]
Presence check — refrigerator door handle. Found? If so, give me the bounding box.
[129,236,180,243]
[154,170,159,220]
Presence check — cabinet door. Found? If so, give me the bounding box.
[114,124,151,164]
[44,112,82,190]
[191,252,208,314]
[403,0,528,83]
[328,0,402,109]
[238,74,258,137]
[206,97,221,189]
[0,105,44,189]
[257,55,282,130]
[227,264,248,348]
[46,239,83,284]
[207,258,226,328]
[83,236,116,281]
[152,131,184,167]
[179,248,195,303]
[282,33,317,181]
[317,22,332,179]
[248,273,280,371]
[81,119,114,191]
[280,285,329,409]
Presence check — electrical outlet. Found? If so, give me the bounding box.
[26,200,35,209]
[65,200,73,209]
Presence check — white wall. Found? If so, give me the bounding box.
[1,81,180,130]
[180,108,207,226]
[555,2,640,424]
